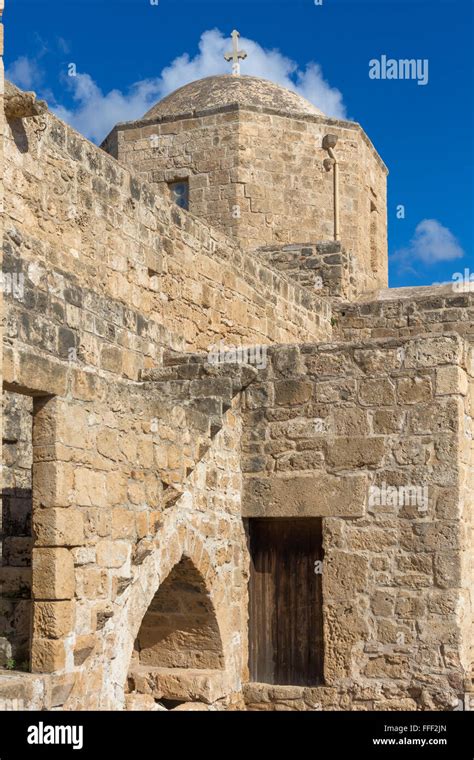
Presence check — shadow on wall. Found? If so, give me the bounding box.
[9,118,29,154]
[0,393,34,670]
[0,489,33,666]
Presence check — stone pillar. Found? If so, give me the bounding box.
[30,397,83,673]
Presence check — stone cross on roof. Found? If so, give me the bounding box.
[224,30,247,76]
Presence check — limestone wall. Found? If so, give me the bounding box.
[238,110,387,296]
[462,351,474,703]
[241,335,471,710]
[0,73,472,714]
[0,323,472,710]
[3,96,330,389]
[103,109,243,243]
[0,89,330,709]
[0,355,254,710]
[335,287,474,343]
[255,241,356,300]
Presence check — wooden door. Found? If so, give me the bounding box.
[248,518,324,686]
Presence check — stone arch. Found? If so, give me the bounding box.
[131,554,225,671]
[107,513,239,709]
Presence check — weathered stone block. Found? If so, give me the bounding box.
[75,567,109,599]
[3,346,15,384]
[33,601,74,639]
[332,407,369,436]
[50,674,76,707]
[17,351,68,397]
[96,540,130,569]
[129,666,232,705]
[397,376,432,404]
[405,336,463,368]
[359,378,396,406]
[111,509,136,540]
[324,437,385,469]
[33,508,85,547]
[32,548,75,600]
[436,366,468,396]
[370,590,395,617]
[324,551,369,599]
[71,369,100,401]
[372,409,404,434]
[33,462,74,508]
[274,380,313,406]
[364,655,409,679]
[242,474,367,517]
[74,469,107,507]
[433,552,461,588]
[31,638,66,673]
[73,635,95,666]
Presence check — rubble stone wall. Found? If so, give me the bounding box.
[0,360,251,710]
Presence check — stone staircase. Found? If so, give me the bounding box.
[139,349,257,505]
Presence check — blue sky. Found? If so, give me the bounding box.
[4,0,473,288]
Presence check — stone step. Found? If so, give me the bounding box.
[128,665,232,705]
[139,351,257,490]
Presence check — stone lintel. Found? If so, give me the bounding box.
[242,474,367,518]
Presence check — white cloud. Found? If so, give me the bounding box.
[46,28,346,143]
[157,29,346,119]
[392,219,464,270]
[52,74,163,144]
[6,55,43,90]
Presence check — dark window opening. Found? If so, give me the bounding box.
[168,180,189,211]
[248,517,324,686]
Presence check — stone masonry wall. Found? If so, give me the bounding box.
[335,287,474,698]
[0,89,330,709]
[0,352,255,710]
[335,287,474,343]
[103,109,243,244]
[4,95,330,380]
[462,355,474,701]
[241,335,473,710]
[0,99,330,679]
[255,242,356,301]
[1,72,472,715]
[237,110,388,297]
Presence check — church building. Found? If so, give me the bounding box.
[0,27,473,712]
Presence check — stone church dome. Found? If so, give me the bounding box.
[143,75,325,119]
